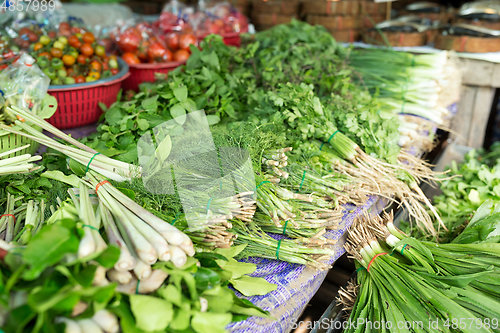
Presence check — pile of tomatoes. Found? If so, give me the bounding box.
[30,24,119,85]
[115,23,196,65]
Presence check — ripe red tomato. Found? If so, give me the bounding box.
[179,34,196,51]
[27,32,39,42]
[68,35,81,48]
[173,49,190,62]
[77,54,88,64]
[117,29,142,53]
[110,68,119,75]
[48,31,57,39]
[80,43,94,56]
[75,75,85,83]
[147,42,171,62]
[121,52,140,65]
[166,32,179,51]
[58,22,71,37]
[39,51,52,60]
[137,40,150,61]
[19,28,31,36]
[102,62,109,71]
[82,32,95,44]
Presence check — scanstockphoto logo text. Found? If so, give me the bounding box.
[292,318,500,331]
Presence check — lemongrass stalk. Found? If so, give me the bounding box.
[77,319,103,333]
[89,173,188,247]
[92,310,119,333]
[107,269,133,285]
[55,317,82,333]
[96,186,157,264]
[79,183,107,254]
[100,204,135,272]
[121,207,171,262]
[92,265,107,286]
[9,105,98,154]
[133,258,152,280]
[0,144,31,159]
[169,245,187,268]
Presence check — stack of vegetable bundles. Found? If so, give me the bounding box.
[0,20,459,333]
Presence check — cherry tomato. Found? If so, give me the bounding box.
[19,28,31,36]
[71,26,83,34]
[48,31,57,39]
[27,32,39,43]
[33,42,43,51]
[82,32,95,44]
[166,32,179,51]
[75,75,85,83]
[50,47,63,58]
[148,42,171,62]
[90,61,102,72]
[102,62,109,71]
[39,51,52,60]
[68,35,81,48]
[137,40,150,61]
[77,54,88,64]
[173,49,190,62]
[87,71,100,81]
[109,54,117,61]
[80,43,94,56]
[110,68,119,75]
[95,45,106,57]
[117,29,142,53]
[122,52,140,64]
[39,35,51,45]
[58,22,71,37]
[179,34,196,51]
[67,67,75,76]
[62,54,76,66]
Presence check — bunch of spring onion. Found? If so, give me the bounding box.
[349,48,461,146]
[341,212,500,333]
[231,219,336,271]
[2,105,140,181]
[397,114,436,151]
[0,194,46,245]
[248,83,445,235]
[0,144,41,175]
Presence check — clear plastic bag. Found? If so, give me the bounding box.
[0,53,50,113]
[191,0,248,37]
[155,0,194,34]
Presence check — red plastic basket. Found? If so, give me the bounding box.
[47,58,130,129]
[122,61,185,92]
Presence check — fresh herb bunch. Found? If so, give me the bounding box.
[403,145,500,243]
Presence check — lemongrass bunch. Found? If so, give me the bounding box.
[0,144,41,175]
[2,105,140,181]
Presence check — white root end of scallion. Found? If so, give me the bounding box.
[76,319,104,333]
[133,259,152,280]
[107,269,133,285]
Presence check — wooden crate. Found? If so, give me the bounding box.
[360,1,388,15]
[252,0,301,15]
[251,12,297,27]
[302,0,361,16]
[330,29,361,42]
[363,30,427,46]
[435,34,500,53]
[306,15,360,30]
[122,1,162,14]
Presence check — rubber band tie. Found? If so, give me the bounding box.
[0,214,15,224]
[171,212,181,225]
[356,266,366,273]
[367,252,388,272]
[206,197,213,214]
[400,244,408,255]
[135,280,140,294]
[298,170,307,191]
[83,224,99,232]
[319,130,339,151]
[86,152,101,174]
[95,180,110,196]
[275,220,288,260]
[0,90,4,97]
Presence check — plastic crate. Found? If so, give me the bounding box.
[121,61,185,92]
[0,128,40,158]
[47,58,130,129]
